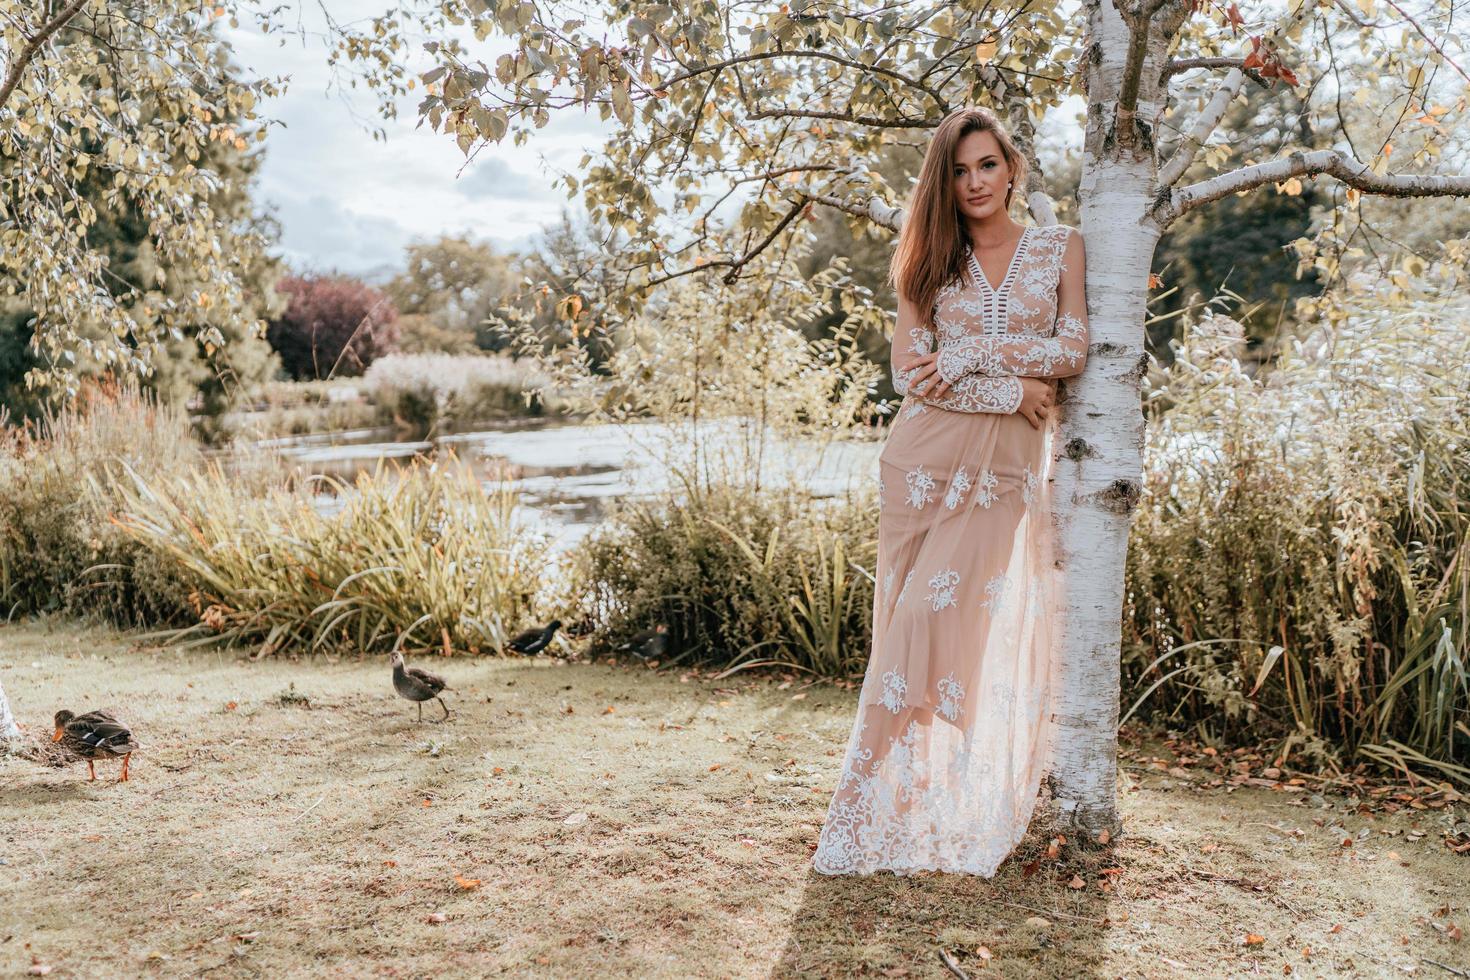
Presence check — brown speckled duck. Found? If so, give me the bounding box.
[390,651,450,722]
[52,709,139,782]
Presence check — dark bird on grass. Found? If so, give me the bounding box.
[390,650,451,723]
[507,619,562,656]
[52,709,139,782]
[615,623,669,660]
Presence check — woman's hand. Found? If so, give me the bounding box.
[1016,376,1054,429]
[905,353,1054,427]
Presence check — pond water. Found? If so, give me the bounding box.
[259,416,885,556]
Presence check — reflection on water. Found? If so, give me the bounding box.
[256,416,884,555]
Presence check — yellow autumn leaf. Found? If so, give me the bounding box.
[975,40,997,61]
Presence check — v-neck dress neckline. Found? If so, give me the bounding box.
[967,225,1032,296]
[965,225,1032,335]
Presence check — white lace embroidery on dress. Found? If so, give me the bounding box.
[925,568,961,612]
[905,465,937,509]
[981,573,1009,613]
[883,565,896,598]
[973,469,999,509]
[944,467,972,510]
[935,674,966,722]
[1022,463,1039,504]
[879,669,908,713]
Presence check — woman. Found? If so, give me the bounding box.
[813,107,1088,876]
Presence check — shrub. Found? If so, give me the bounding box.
[362,352,552,431]
[0,382,199,624]
[112,456,552,657]
[562,468,878,678]
[1125,248,1470,784]
[267,275,400,380]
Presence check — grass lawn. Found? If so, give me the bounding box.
[2,620,1466,978]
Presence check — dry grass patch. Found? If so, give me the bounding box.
[1,620,1466,978]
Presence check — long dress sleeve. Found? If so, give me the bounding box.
[890,289,1024,415]
[935,228,1090,384]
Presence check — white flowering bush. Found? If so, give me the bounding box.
[363,353,552,430]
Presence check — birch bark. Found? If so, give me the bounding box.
[0,679,21,747]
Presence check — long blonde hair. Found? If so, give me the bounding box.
[890,107,1030,327]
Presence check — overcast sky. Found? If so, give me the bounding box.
[227,4,1086,282]
[226,3,612,280]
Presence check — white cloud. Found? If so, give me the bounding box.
[226,2,611,276]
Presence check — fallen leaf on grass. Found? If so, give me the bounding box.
[27,964,51,976]
[225,701,238,711]
[421,799,433,808]
[491,767,504,776]
[1447,923,1463,942]
[1096,828,1111,844]
[1243,933,1265,946]
[975,945,993,961]
[382,860,397,867]
[454,875,481,890]
[602,706,615,714]
[708,764,721,772]
[790,693,807,701]
[1329,923,1342,934]
[563,812,588,826]
[1068,874,1085,889]
[425,912,447,924]
[232,932,259,943]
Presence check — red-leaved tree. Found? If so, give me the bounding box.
[267,275,400,380]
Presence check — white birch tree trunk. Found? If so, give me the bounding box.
[0,678,21,748]
[1045,0,1186,838]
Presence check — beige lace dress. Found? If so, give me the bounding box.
[813,222,1089,876]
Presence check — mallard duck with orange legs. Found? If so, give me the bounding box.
[52,710,139,782]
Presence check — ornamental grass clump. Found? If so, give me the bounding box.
[113,457,552,658]
[0,381,198,624]
[565,466,878,679]
[1125,244,1470,785]
[363,352,553,431]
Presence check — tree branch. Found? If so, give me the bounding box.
[1157,67,1245,188]
[644,196,808,288]
[801,192,904,232]
[655,49,951,114]
[1114,3,1157,149]
[1158,2,1315,189]
[1162,57,1268,87]
[746,107,935,128]
[0,0,93,112]
[1162,149,1470,222]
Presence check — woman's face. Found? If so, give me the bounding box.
[952,129,1011,223]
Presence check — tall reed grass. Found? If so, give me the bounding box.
[363,352,554,432]
[1126,252,1470,784]
[565,472,878,677]
[0,382,199,624]
[112,458,553,657]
